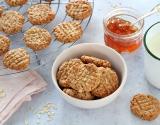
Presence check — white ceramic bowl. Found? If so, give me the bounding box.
[51,43,127,109]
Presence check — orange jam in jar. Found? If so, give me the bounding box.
[103,8,144,53]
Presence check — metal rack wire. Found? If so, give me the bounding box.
[0,0,94,76]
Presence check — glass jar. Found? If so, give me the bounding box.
[103,8,144,53]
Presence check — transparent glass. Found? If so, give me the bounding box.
[103,8,144,53]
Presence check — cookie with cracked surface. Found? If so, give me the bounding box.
[69,63,100,92]
[5,0,28,6]
[63,88,94,100]
[0,35,11,56]
[91,67,119,98]
[3,48,30,70]
[130,94,160,121]
[0,10,25,34]
[24,26,52,51]
[57,58,84,88]
[81,55,111,68]
[27,4,55,25]
[53,21,83,43]
[66,1,92,20]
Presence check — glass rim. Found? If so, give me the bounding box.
[144,22,160,61]
[103,7,144,39]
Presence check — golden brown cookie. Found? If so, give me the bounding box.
[3,48,30,70]
[69,63,100,92]
[81,55,111,68]
[27,4,55,25]
[66,1,92,20]
[91,67,119,98]
[0,35,11,56]
[0,10,25,34]
[130,94,160,121]
[63,88,94,100]
[24,26,52,51]
[0,6,4,16]
[5,0,28,6]
[53,21,83,43]
[57,58,84,88]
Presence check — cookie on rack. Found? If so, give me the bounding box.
[0,10,25,34]
[0,35,11,56]
[81,55,111,68]
[5,0,28,7]
[66,1,92,20]
[130,94,160,121]
[24,26,52,51]
[27,4,55,25]
[57,58,84,88]
[3,48,30,70]
[0,6,4,16]
[91,67,119,97]
[63,88,94,100]
[53,21,83,43]
[69,63,100,92]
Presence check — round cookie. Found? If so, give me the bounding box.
[24,26,52,51]
[69,63,100,92]
[57,58,84,88]
[27,4,55,25]
[130,94,160,121]
[0,10,25,34]
[63,88,94,100]
[81,55,111,68]
[53,21,83,43]
[5,0,28,6]
[3,48,30,70]
[0,35,11,56]
[91,67,119,98]
[66,1,92,20]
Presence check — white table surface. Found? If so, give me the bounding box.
[5,0,160,125]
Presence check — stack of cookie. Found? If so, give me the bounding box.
[57,55,119,100]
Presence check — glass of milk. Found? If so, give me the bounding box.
[144,22,160,89]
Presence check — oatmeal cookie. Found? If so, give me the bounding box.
[0,6,4,16]
[3,48,30,70]
[53,21,83,43]
[130,94,160,121]
[81,55,111,68]
[0,35,11,56]
[0,10,25,34]
[69,63,100,92]
[57,58,84,88]
[66,1,92,20]
[63,88,94,100]
[91,67,119,97]
[5,0,28,6]
[27,4,55,25]
[24,26,52,51]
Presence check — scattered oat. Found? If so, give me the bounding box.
[0,88,6,98]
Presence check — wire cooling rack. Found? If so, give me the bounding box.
[0,0,94,76]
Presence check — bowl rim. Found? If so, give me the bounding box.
[51,43,127,103]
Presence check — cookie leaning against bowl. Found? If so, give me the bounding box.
[27,4,55,25]
[57,58,84,88]
[24,26,52,51]
[0,35,11,56]
[66,1,92,20]
[69,63,100,92]
[3,48,30,70]
[53,21,83,43]
[130,94,160,121]
[81,55,111,68]
[63,88,94,100]
[91,67,119,98]
[0,10,25,35]
[5,0,28,6]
